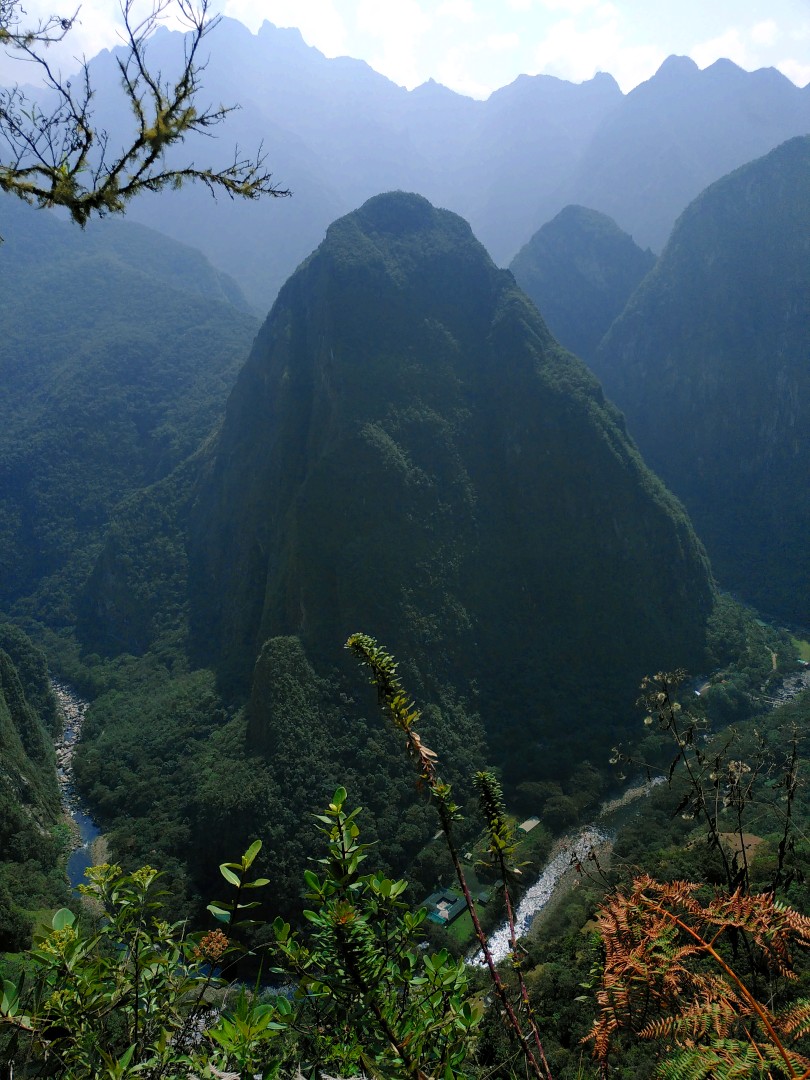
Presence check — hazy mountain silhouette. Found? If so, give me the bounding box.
[54,21,810,313]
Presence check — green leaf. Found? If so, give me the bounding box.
[219,864,241,886]
[207,903,231,923]
[118,1044,136,1070]
[242,839,262,869]
[51,908,75,931]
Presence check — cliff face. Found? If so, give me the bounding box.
[593,137,810,624]
[188,192,714,769]
[510,205,655,365]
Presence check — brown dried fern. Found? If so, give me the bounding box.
[587,876,810,1079]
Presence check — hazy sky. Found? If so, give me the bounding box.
[3,0,810,94]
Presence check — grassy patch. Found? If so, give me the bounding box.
[791,636,810,662]
[447,910,475,947]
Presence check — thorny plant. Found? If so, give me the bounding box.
[612,671,804,898]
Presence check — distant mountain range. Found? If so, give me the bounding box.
[3,21,809,915]
[45,20,810,313]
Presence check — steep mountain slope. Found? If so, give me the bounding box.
[0,196,259,628]
[186,191,714,775]
[64,19,810,310]
[593,136,810,625]
[0,624,66,950]
[510,205,655,364]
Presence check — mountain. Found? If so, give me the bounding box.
[73,191,721,912]
[0,195,259,627]
[559,57,810,251]
[59,21,810,311]
[0,623,66,950]
[592,136,810,626]
[510,205,655,364]
[182,191,714,771]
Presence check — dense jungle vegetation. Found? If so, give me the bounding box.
[2,620,810,1078]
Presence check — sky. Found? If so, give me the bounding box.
[2,0,810,95]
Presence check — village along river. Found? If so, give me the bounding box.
[49,675,663,926]
[51,680,102,888]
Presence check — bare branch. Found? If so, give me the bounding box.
[1,0,290,225]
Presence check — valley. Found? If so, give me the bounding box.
[1,13,810,1076]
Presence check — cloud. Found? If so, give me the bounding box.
[530,10,664,90]
[487,31,521,52]
[750,19,779,46]
[354,0,433,87]
[435,48,495,97]
[690,28,752,70]
[436,0,478,22]
[0,0,155,85]
[539,0,618,14]
[777,58,810,86]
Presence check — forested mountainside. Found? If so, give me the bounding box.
[71,192,718,910]
[66,19,810,311]
[186,192,713,720]
[0,623,67,951]
[510,205,656,364]
[0,196,259,629]
[592,135,810,627]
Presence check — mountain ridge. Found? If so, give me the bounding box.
[592,135,810,625]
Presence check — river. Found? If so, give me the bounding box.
[478,777,664,965]
[51,680,102,888]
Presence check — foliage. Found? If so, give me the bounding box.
[273,786,481,1078]
[347,632,553,1079]
[0,631,67,952]
[588,875,810,1079]
[593,135,810,624]
[0,0,289,224]
[0,795,484,1079]
[616,669,803,896]
[0,195,258,628]
[510,204,655,365]
[0,854,292,1078]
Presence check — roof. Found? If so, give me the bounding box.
[423,889,467,925]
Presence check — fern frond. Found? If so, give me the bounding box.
[778,998,810,1038]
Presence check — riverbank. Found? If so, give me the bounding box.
[51,680,102,887]
[477,777,663,964]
